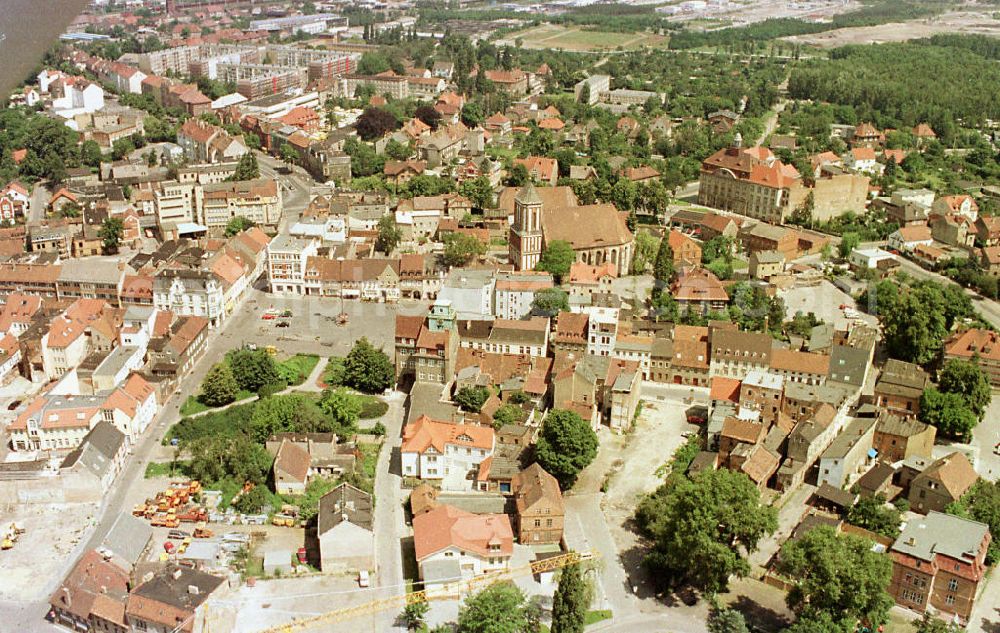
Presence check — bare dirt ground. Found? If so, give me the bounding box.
[784,10,1000,48]
[0,502,99,601]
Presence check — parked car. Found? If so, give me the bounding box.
[261,313,277,320]
[687,415,706,425]
[358,570,370,587]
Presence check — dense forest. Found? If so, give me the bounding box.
[787,41,1000,134]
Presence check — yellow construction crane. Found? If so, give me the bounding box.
[255,550,600,633]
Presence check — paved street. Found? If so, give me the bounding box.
[0,282,264,632]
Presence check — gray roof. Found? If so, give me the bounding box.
[130,565,223,612]
[821,417,875,460]
[57,258,131,284]
[61,421,125,477]
[515,182,541,206]
[101,513,153,567]
[827,344,870,387]
[437,492,507,514]
[421,557,461,584]
[891,511,989,563]
[317,483,374,536]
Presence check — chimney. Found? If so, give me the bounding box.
[61,587,71,607]
[906,537,916,546]
[188,585,200,596]
[142,572,155,584]
[173,569,183,580]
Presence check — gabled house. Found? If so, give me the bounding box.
[511,463,564,544]
[908,452,978,515]
[49,550,130,633]
[414,504,513,585]
[401,415,494,485]
[317,483,374,572]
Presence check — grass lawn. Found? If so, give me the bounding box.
[585,610,613,625]
[144,460,191,479]
[359,442,380,480]
[180,390,255,416]
[277,354,320,386]
[358,394,388,419]
[321,356,345,387]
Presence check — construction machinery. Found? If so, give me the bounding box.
[255,550,598,633]
[1,523,24,550]
[193,523,214,538]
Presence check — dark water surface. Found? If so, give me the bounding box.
[0,0,91,98]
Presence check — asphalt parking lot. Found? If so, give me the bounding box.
[219,289,431,357]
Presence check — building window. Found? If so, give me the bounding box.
[948,579,959,591]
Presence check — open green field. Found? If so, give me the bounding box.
[502,24,668,52]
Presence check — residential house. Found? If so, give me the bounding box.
[749,250,785,280]
[493,271,553,320]
[889,512,991,624]
[769,349,828,386]
[889,225,933,253]
[672,268,728,316]
[511,463,564,545]
[394,301,459,385]
[817,417,876,488]
[908,452,978,515]
[317,483,374,572]
[874,359,928,418]
[59,421,128,494]
[266,234,320,296]
[874,412,935,464]
[943,328,1000,387]
[414,505,513,586]
[514,157,557,187]
[125,565,225,633]
[272,439,311,495]
[709,326,772,380]
[668,230,702,267]
[401,415,494,484]
[49,550,130,633]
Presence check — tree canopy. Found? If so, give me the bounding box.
[456,582,536,633]
[636,469,777,593]
[535,409,598,490]
[531,287,569,317]
[777,526,893,630]
[343,338,395,393]
[535,240,575,284]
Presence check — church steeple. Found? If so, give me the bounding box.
[509,183,544,271]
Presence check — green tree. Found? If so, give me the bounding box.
[653,237,674,289]
[80,140,103,167]
[919,388,979,440]
[249,394,330,443]
[99,217,125,254]
[230,151,260,181]
[637,469,777,593]
[651,291,678,323]
[535,409,598,490]
[401,598,430,630]
[531,287,569,317]
[947,480,1000,564]
[708,606,750,633]
[783,611,847,633]
[343,338,394,393]
[226,348,280,393]
[459,176,495,210]
[461,102,484,128]
[535,240,575,284]
[384,139,411,161]
[492,403,523,429]
[506,162,529,187]
[233,484,271,514]
[457,582,531,633]
[913,611,962,633]
[938,358,992,419]
[280,143,298,170]
[111,137,135,161]
[881,284,948,365]
[376,215,402,254]
[846,494,902,539]
[551,562,589,633]
[454,386,491,413]
[200,362,239,407]
[318,388,362,437]
[838,232,860,259]
[777,526,893,630]
[225,216,256,237]
[344,138,384,177]
[442,232,486,267]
